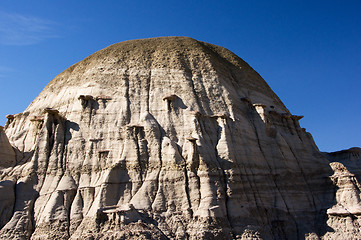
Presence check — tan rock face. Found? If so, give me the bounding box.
[322,148,361,239]
[0,37,359,239]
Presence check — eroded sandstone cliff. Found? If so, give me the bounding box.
[0,37,360,239]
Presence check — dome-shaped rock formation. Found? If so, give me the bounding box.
[1,37,360,239]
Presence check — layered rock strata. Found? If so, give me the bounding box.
[0,37,360,239]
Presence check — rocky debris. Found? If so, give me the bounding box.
[95,95,112,101]
[5,114,15,122]
[43,107,59,115]
[30,116,45,122]
[0,37,360,239]
[186,136,197,142]
[162,94,178,101]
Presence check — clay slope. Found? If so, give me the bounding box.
[0,37,360,239]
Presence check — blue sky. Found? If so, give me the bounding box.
[0,0,360,152]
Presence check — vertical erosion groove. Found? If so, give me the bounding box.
[214,118,232,229]
[146,69,151,113]
[182,150,193,218]
[133,127,143,184]
[124,69,131,124]
[152,124,164,209]
[280,132,318,210]
[250,107,301,237]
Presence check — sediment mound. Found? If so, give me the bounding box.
[1,37,360,239]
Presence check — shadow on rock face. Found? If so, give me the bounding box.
[0,180,16,229]
[65,120,79,145]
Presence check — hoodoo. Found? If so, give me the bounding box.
[0,37,360,239]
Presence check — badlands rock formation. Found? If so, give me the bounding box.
[0,37,360,239]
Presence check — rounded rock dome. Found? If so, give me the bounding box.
[26,36,287,118]
[2,37,340,240]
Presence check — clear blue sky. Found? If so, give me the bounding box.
[0,0,360,152]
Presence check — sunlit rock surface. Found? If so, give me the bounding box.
[0,37,360,239]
